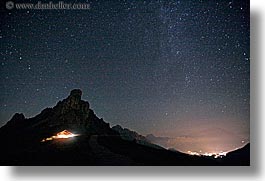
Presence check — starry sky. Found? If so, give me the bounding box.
[0,0,249,153]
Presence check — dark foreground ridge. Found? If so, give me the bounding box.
[0,89,249,166]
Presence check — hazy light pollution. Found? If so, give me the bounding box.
[0,0,249,153]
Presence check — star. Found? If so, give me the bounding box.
[0,0,250,153]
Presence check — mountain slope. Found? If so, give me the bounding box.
[112,125,165,150]
[221,143,250,166]
[0,89,249,166]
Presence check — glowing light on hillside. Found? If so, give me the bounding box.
[41,130,79,142]
[186,150,228,158]
[187,150,200,156]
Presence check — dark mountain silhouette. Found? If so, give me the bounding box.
[221,143,250,166]
[112,125,164,150]
[112,125,147,142]
[146,134,171,148]
[0,89,249,166]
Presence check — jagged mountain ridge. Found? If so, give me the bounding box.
[0,89,250,165]
[112,125,164,150]
[0,89,115,137]
[145,134,171,148]
[0,89,118,159]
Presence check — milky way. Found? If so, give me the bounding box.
[0,0,249,152]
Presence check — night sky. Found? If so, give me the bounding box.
[0,0,249,153]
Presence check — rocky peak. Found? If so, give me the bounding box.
[66,89,83,108]
[4,113,26,128]
[69,89,82,101]
[59,89,89,114]
[1,89,116,136]
[10,113,25,121]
